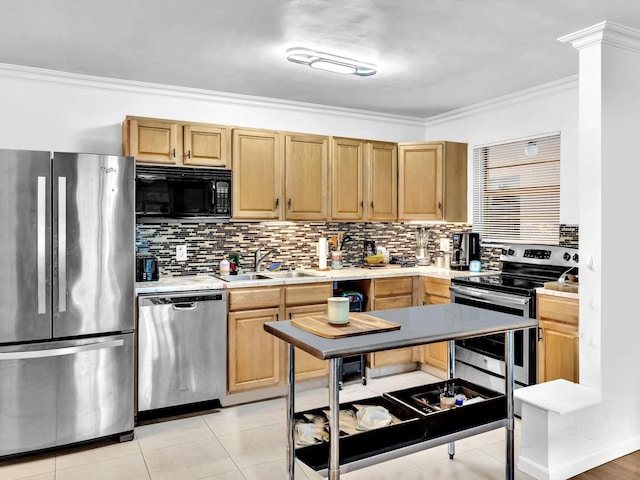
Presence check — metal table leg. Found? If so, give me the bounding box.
[448,339,455,460]
[505,331,515,480]
[329,357,340,479]
[288,344,296,480]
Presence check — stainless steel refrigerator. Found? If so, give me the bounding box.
[0,149,135,458]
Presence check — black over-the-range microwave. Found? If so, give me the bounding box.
[135,165,232,222]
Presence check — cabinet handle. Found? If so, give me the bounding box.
[537,326,543,342]
[275,198,279,207]
[276,313,280,321]
[186,150,191,159]
[171,148,176,158]
[423,301,428,306]
[288,198,292,208]
[370,201,374,210]
[360,201,364,209]
[438,201,442,210]
[289,313,292,320]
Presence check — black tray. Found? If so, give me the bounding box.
[383,378,506,440]
[294,396,424,471]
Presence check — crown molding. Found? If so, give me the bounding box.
[0,62,424,128]
[423,75,578,127]
[558,21,640,53]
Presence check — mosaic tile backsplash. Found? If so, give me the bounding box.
[136,222,579,278]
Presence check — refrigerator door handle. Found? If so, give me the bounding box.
[37,176,47,314]
[58,176,67,312]
[0,339,124,360]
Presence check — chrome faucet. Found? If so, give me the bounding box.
[254,247,280,272]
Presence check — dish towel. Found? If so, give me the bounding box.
[356,406,392,431]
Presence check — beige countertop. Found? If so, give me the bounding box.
[135,266,495,294]
[536,286,579,300]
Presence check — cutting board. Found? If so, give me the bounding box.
[543,281,579,294]
[291,312,400,339]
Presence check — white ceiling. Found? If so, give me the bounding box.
[2,0,640,118]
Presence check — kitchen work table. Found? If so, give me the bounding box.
[264,303,538,480]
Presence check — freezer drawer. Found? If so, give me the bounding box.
[0,333,134,457]
[137,290,227,412]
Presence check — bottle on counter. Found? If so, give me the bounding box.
[220,256,230,276]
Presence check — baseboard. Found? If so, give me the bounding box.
[518,435,640,480]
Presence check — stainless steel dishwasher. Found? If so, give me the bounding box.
[137,290,227,413]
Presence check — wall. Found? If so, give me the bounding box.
[0,63,424,155]
[422,76,580,226]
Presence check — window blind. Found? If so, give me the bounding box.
[472,134,560,245]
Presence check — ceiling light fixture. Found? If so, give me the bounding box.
[286,48,376,76]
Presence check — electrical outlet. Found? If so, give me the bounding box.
[176,244,187,261]
[440,238,450,252]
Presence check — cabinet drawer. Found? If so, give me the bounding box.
[422,277,451,298]
[285,283,332,306]
[229,287,281,311]
[537,294,578,326]
[373,295,413,311]
[374,277,413,297]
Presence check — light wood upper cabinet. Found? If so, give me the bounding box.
[285,133,328,221]
[183,124,229,167]
[331,138,365,220]
[367,141,398,221]
[123,116,230,167]
[330,138,397,221]
[537,294,579,384]
[232,128,283,220]
[398,141,467,221]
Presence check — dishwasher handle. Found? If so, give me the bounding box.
[172,302,197,310]
[138,290,227,307]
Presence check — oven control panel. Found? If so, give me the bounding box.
[500,244,579,267]
[523,249,551,260]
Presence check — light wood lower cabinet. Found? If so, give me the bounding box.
[228,307,281,392]
[227,283,333,393]
[368,277,417,368]
[537,294,579,383]
[418,277,451,375]
[287,304,329,380]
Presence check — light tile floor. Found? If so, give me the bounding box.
[0,371,535,480]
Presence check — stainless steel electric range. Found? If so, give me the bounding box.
[450,244,579,396]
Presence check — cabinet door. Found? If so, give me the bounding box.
[369,290,414,368]
[538,321,579,383]
[366,142,397,221]
[537,294,579,383]
[331,137,364,220]
[183,125,229,168]
[128,119,179,164]
[228,307,282,393]
[398,143,443,220]
[287,304,329,380]
[285,134,328,220]
[420,277,451,375]
[232,129,282,220]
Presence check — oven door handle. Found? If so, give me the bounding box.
[450,286,530,306]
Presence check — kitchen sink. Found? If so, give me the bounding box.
[262,270,317,279]
[215,272,271,282]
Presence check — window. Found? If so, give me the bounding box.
[473,133,560,245]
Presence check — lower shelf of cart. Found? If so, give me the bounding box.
[299,419,507,476]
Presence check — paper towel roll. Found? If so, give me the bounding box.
[318,235,328,270]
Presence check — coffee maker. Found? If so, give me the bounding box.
[450,233,480,270]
